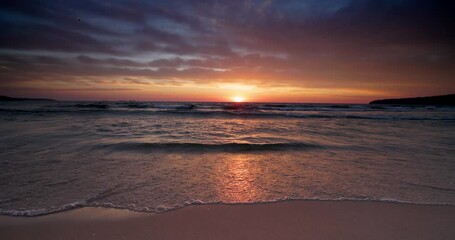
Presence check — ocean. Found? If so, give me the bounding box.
[0,101,454,216]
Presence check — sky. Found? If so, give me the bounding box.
[0,0,454,103]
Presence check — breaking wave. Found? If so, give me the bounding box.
[96,142,322,153]
[2,196,453,217]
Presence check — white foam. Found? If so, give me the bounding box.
[2,196,454,217]
[0,201,86,217]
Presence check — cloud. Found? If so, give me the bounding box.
[0,0,454,101]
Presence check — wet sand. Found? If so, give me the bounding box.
[1,200,454,240]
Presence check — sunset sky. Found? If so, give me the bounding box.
[0,0,454,103]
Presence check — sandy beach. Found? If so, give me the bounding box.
[1,200,454,240]
[2,1,454,240]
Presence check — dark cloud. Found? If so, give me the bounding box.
[0,0,454,100]
[76,55,146,67]
[0,23,120,53]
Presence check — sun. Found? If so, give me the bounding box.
[232,96,245,103]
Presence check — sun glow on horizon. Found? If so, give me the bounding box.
[232,96,245,103]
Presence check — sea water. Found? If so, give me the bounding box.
[0,101,454,216]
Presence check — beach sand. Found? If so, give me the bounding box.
[1,200,454,240]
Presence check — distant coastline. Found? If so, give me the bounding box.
[0,96,55,102]
[370,94,455,105]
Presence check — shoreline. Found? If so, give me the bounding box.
[2,198,455,218]
[1,200,455,240]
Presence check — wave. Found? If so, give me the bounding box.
[1,106,455,121]
[153,110,455,120]
[2,196,454,217]
[73,103,109,109]
[258,104,352,111]
[97,142,321,153]
[2,101,455,121]
[0,107,109,114]
[1,107,454,120]
[0,187,116,217]
[402,181,455,193]
[123,103,149,109]
[113,102,196,110]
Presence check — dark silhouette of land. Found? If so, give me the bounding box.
[0,96,55,101]
[370,94,455,106]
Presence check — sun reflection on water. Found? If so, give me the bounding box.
[215,154,264,202]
